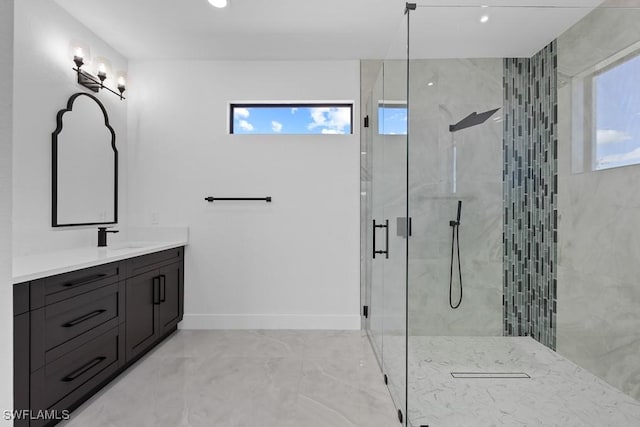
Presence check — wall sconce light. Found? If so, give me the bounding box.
[72,48,126,100]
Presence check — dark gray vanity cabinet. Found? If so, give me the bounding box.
[13,247,184,426]
[158,261,184,334]
[125,247,184,361]
[124,269,160,361]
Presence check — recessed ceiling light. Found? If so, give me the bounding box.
[208,0,228,8]
[427,82,435,86]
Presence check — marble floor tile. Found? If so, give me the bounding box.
[59,330,399,427]
[401,336,640,427]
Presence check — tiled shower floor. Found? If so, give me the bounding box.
[402,336,640,427]
[59,330,398,427]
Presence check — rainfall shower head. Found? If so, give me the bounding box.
[449,108,501,133]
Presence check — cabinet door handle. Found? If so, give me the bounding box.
[62,309,107,327]
[62,356,107,382]
[63,273,107,288]
[153,276,161,305]
[160,275,166,303]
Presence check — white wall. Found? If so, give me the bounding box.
[128,60,361,329]
[1,0,14,421]
[12,0,128,257]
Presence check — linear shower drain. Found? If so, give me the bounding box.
[450,372,531,379]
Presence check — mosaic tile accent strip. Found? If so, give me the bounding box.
[503,41,558,350]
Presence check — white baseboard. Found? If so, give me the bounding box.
[179,314,361,330]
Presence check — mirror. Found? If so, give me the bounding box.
[52,92,118,227]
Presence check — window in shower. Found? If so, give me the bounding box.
[586,50,640,170]
[229,103,353,135]
[378,101,407,135]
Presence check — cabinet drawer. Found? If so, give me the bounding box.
[126,247,182,277]
[31,327,120,411]
[43,283,120,352]
[31,262,121,309]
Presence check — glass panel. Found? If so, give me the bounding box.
[407,9,504,424]
[405,3,640,427]
[379,14,409,423]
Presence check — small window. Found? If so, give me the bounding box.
[592,53,640,170]
[230,103,353,135]
[378,101,407,135]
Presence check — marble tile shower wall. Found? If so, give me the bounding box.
[360,59,504,338]
[503,42,558,350]
[408,59,504,337]
[556,8,640,401]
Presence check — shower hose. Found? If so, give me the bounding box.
[449,219,462,309]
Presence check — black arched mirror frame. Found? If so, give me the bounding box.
[52,92,118,227]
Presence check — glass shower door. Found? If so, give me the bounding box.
[367,67,385,366]
[365,13,410,426]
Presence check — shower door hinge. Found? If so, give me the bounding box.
[364,115,369,128]
[397,217,412,238]
[363,305,369,318]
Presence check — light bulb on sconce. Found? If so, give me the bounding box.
[73,47,84,69]
[117,76,126,98]
[479,5,490,24]
[97,63,107,86]
[208,0,228,8]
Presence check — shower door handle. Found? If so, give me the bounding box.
[373,219,389,259]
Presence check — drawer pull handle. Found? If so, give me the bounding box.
[62,356,107,382]
[160,275,166,303]
[63,273,108,288]
[63,309,107,328]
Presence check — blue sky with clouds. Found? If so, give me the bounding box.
[233,106,352,135]
[596,53,640,169]
[378,105,408,135]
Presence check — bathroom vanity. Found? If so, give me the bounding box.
[13,243,185,427]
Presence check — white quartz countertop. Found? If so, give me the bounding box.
[13,240,187,283]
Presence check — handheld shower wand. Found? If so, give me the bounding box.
[449,200,463,309]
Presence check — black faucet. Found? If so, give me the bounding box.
[98,227,119,247]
